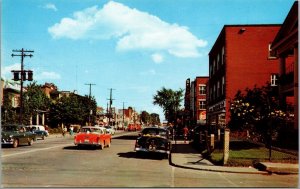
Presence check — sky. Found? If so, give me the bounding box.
[1,0,295,121]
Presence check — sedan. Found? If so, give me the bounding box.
[134,127,172,158]
[74,126,111,149]
[1,124,36,148]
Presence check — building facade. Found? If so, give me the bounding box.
[185,77,208,126]
[207,25,281,127]
[271,1,298,130]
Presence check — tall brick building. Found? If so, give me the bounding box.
[207,25,281,127]
[271,1,298,130]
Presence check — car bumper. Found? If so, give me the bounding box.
[134,147,170,154]
[74,141,101,146]
[1,139,14,145]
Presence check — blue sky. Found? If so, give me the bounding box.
[1,0,295,121]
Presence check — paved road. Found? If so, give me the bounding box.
[1,132,298,187]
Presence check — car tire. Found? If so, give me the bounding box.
[28,138,34,146]
[12,139,18,148]
[99,142,104,150]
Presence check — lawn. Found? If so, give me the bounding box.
[208,140,298,167]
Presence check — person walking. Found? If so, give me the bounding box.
[183,126,189,144]
[70,126,74,136]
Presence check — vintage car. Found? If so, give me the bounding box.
[74,126,111,149]
[1,124,36,148]
[134,127,172,158]
[104,126,115,135]
[26,125,49,140]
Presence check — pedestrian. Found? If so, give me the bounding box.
[62,126,67,137]
[183,126,189,144]
[70,126,74,136]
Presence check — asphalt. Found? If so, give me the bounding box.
[170,140,299,175]
[47,132,298,175]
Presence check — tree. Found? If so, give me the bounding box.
[229,84,289,143]
[48,94,97,128]
[1,92,18,124]
[153,87,183,123]
[149,113,160,125]
[140,111,150,125]
[23,82,51,125]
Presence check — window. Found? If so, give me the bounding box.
[199,100,206,110]
[213,84,216,101]
[199,85,206,95]
[217,54,219,70]
[222,76,225,95]
[209,64,212,78]
[213,60,215,75]
[268,43,277,59]
[222,46,225,65]
[271,74,278,86]
[217,81,220,98]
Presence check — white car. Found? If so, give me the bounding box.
[104,126,115,135]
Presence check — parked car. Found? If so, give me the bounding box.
[1,124,36,148]
[26,125,49,140]
[134,127,172,158]
[104,126,115,135]
[74,126,111,149]
[127,124,136,131]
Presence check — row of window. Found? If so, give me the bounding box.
[210,46,225,77]
[209,76,225,102]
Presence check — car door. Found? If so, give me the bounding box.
[18,127,27,144]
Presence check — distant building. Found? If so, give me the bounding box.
[271,1,298,130]
[185,77,208,127]
[207,24,281,127]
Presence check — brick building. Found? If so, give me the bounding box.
[207,25,281,127]
[185,77,208,126]
[271,1,298,130]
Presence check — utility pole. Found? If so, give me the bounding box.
[107,88,115,126]
[11,48,34,125]
[122,102,126,129]
[85,83,96,98]
[85,83,95,126]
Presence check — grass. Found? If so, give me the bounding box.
[207,140,298,167]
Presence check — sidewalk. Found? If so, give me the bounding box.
[170,141,298,175]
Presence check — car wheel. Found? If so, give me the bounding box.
[12,139,18,148]
[28,138,34,146]
[107,140,111,148]
[99,142,104,150]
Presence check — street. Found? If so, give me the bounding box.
[1,132,298,188]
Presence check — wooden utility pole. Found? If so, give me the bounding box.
[85,83,95,125]
[11,48,34,125]
[107,88,115,125]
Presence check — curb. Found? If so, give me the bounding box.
[169,153,269,175]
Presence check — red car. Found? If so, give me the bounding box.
[74,126,111,149]
[127,124,136,131]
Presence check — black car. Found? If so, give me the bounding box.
[134,127,172,158]
[1,124,36,148]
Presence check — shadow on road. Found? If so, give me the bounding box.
[117,151,167,160]
[114,135,138,140]
[63,145,99,151]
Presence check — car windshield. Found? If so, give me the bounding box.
[2,125,19,131]
[80,127,102,133]
[142,128,167,137]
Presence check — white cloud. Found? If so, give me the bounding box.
[139,69,156,76]
[35,71,61,80]
[1,63,21,79]
[48,1,207,59]
[151,53,164,64]
[44,3,58,11]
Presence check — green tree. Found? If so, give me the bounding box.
[140,111,150,125]
[23,82,51,125]
[48,94,97,128]
[1,92,18,124]
[153,87,183,123]
[149,113,160,125]
[229,84,288,143]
